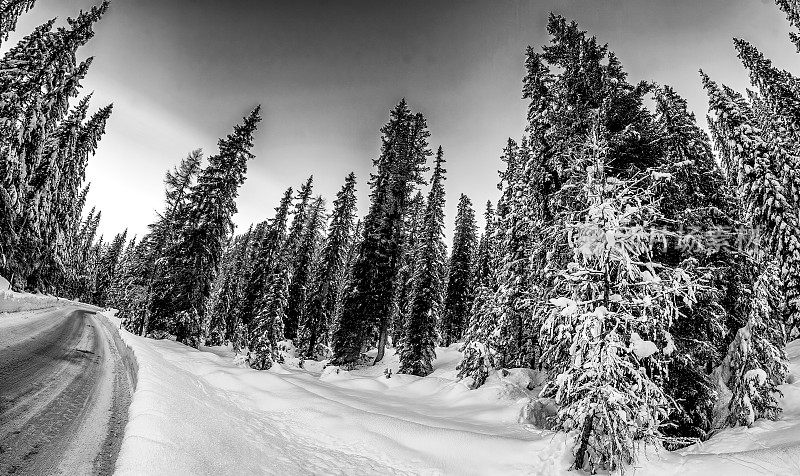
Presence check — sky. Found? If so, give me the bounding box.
[6,0,800,242]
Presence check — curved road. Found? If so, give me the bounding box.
[0,307,132,475]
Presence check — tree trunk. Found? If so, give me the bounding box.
[374,322,388,364]
[573,410,594,472]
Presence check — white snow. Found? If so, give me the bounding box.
[630,332,659,359]
[0,289,91,314]
[96,308,800,475]
[745,368,768,386]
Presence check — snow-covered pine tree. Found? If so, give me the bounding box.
[205,228,251,346]
[731,38,800,331]
[440,194,477,346]
[651,85,736,441]
[0,0,36,44]
[302,172,357,358]
[133,150,203,334]
[292,196,327,349]
[150,107,261,346]
[540,117,706,472]
[399,146,447,376]
[93,229,127,307]
[702,72,788,426]
[0,2,112,291]
[489,138,538,369]
[391,192,425,347]
[332,218,362,336]
[720,262,786,427]
[458,200,498,388]
[284,176,315,339]
[776,0,800,51]
[332,100,431,367]
[236,188,292,349]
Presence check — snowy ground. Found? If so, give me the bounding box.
[0,289,96,314]
[102,309,800,475]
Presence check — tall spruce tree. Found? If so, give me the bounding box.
[302,173,358,358]
[702,72,789,426]
[0,2,112,291]
[332,100,431,367]
[440,193,477,346]
[458,200,498,387]
[138,150,203,335]
[398,147,446,376]
[206,228,252,345]
[93,229,127,307]
[391,191,425,347]
[237,188,293,349]
[292,195,327,348]
[284,176,315,339]
[539,117,706,472]
[150,107,261,346]
[1,0,36,44]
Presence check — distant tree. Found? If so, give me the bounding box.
[93,229,127,307]
[399,147,446,376]
[332,100,431,367]
[235,188,293,349]
[137,150,203,335]
[206,228,252,346]
[457,200,498,387]
[285,177,316,340]
[150,107,261,346]
[391,192,425,347]
[302,173,357,358]
[292,196,327,347]
[440,194,477,346]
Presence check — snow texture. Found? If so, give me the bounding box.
[100,307,800,475]
[0,290,98,314]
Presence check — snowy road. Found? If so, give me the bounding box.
[0,307,133,475]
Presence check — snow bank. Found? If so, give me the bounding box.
[642,339,800,475]
[109,331,570,475]
[0,289,99,314]
[104,313,800,475]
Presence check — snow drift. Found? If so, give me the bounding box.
[102,308,800,475]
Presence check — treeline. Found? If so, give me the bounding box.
[0,1,112,297]
[6,0,800,473]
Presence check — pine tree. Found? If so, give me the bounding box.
[489,138,539,369]
[236,188,292,348]
[332,100,431,367]
[391,192,425,347]
[245,189,295,365]
[399,147,447,376]
[1,0,37,44]
[137,150,203,335]
[206,228,251,346]
[150,107,261,346]
[440,194,477,346]
[93,229,127,307]
[540,118,706,472]
[292,196,327,348]
[284,177,316,340]
[702,71,789,426]
[458,200,498,387]
[0,2,112,291]
[650,84,744,441]
[302,173,357,358]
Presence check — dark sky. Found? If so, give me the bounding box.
[7,0,799,241]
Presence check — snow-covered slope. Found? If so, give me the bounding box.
[0,289,96,314]
[105,309,800,475]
